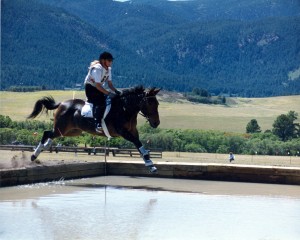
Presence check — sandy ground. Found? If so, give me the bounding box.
[0,149,300,170]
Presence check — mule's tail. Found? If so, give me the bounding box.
[27,96,60,119]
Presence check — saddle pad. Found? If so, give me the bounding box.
[81,102,93,118]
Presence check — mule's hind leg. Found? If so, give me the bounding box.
[31,130,55,161]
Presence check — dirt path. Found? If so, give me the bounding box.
[1,150,300,170]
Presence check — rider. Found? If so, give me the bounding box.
[84,52,121,133]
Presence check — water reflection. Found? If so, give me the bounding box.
[0,180,300,240]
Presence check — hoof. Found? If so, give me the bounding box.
[31,155,37,162]
[144,159,154,167]
[148,165,158,174]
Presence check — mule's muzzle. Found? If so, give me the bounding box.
[150,119,160,128]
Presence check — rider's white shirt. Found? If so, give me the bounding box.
[84,63,112,91]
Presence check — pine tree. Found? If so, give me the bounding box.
[246,119,261,133]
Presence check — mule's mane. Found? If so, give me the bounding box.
[119,85,147,113]
[121,85,145,96]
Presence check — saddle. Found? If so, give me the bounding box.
[81,101,111,138]
[81,102,94,118]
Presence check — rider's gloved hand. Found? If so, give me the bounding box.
[115,89,122,96]
[108,92,117,99]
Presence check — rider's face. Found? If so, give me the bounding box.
[103,59,113,69]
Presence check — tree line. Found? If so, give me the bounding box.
[246,111,300,141]
[184,88,226,105]
[0,111,299,156]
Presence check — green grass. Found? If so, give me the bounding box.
[1,90,300,133]
[157,95,300,132]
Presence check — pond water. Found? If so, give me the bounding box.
[1,177,300,240]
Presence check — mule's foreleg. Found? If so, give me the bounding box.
[117,129,157,173]
[137,145,158,173]
[138,146,152,165]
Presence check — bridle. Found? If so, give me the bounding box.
[120,92,158,122]
[138,95,158,121]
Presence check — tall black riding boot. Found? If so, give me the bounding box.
[93,105,105,132]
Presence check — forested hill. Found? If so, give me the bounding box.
[1,0,176,91]
[1,0,300,97]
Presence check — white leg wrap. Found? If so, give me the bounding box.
[139,146,153,166]
[43,138,53,150]
[139,146,149,156]
[33,142,44,157]
[144,159,154,167]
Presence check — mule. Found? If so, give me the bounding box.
[27,86,160,173]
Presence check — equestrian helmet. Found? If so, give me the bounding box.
[99,52,114,60]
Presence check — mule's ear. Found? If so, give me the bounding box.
[147,87,161,96]
[153,88,161,95]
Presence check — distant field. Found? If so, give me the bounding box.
[1,91,300,133]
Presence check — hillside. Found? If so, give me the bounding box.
[1,0,192,92]
[1,0,177,90]
[127,0,300,21]
[1,91,299,133]
[1,0,300,96]
[38,0,300,96]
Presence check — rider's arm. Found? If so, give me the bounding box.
[95,82,110,95]
[108,80,117,93]
[107,67,118,93]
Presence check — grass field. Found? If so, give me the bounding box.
[1,90,300,133]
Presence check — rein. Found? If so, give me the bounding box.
[138,111,148,120]
[121,93,156,122]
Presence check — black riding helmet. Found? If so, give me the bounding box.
[99,52,114,61]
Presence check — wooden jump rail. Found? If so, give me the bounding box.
[0,145,162,158]
[0,144,35,151]
[111,148,162,158]
[0,145,107,155]
[50,146,109,156]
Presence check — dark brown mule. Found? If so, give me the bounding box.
[27,86,160,173]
